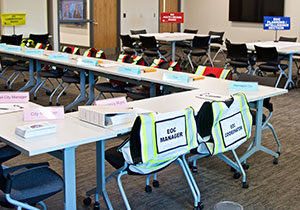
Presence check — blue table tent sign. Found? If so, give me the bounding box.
[229,81,258,91]
[163,73,190,83]
[5,46,22,52]
[118,66,141,75]
[77,58,98,66]
[49,53,69,61]
[24,49,44,56]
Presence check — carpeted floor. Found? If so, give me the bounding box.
[0,49,300,210]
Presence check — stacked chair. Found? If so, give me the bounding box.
[208,31,226,63]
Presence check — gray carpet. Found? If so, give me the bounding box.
[0,51,300,210]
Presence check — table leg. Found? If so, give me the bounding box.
[284,54,295,89]
[149,83,156,97]
[240,100,279,163]
[29,60,42,94]
[63,147,77,210]
[86,72,95,105]
[96,141,113,210]
[65,70,86,111]
[171,41,176,62]
[19,59,35,91]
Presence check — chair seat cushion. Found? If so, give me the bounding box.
[38,70,63,78]
[14,65,29,71]
[259,63,288,72]
[1,60,17,67]
[228,60,249,68]
[0,167,63,206]
[143,49,167,56]
[94,82,127,93]
[62,75,80,83]
[183,49,207,56]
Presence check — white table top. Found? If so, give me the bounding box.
[246,41,300,54]
[0,110,118,156]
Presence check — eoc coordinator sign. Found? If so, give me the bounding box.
[160,12,184,23]
[264,16,290,30]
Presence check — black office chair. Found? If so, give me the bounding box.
[176,29,198,60]
[278,36,297,42]
[139,35,167,64]
[120,35,142,55]
[237,73,280,165]
[130,29,147,35]
[208,31,226,63]
[183,35,213,72]
[225,40,254,76]
[254,45,289,88]
[29,33,49,45]
[0,35,23,83]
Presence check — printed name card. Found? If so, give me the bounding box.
[77,58,98,66]
[229,81,258,91]
[24,106,65,122]
[94,96,129,107]
[163,73,190,83]
[118,66,141,75]
[48,53,69,61]
[24,49,44,56]
[5,46,22,52]
[0,92,29,103]
[0,43,6,49]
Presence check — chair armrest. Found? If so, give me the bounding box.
[0,145,21,164]
[117,137,130,152]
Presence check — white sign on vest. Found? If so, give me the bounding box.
[155,115,187,153]
[219,112,247,147]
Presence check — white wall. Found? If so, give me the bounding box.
[183,0,300,42]
[0,0,48,37]
[121,0,159,34]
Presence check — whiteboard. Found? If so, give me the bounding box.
[0,0,48,38]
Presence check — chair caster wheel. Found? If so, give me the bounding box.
[63,92,67,95]
[145,185,152,193]
[242,182,249,189]
[191,166,198,173]
[230,167,236,172]
[24,79,27,82]
[34,96,37,100]
[83,197,91,206]
[273,158,278,165]
[242,163,249,170]
[198,202,204,209]
[94,202,100,210]
[49,102,52,106]
[46,91,52,96]
[233,172,241,179]
[153,180,159,188]
[56,103,60,106]
[277,152,281,156]
[4,86,7,89]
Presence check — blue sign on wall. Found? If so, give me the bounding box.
[264,16,290,30]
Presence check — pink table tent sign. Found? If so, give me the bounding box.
[0,92,29,103]
[24,106,65,122]
[94,96,129,107]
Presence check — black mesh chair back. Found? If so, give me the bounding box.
[130,29,147,35]
[278,36,297,42]
[29,33,49,44]
[139,35,158,50]
[0,35,23,45]
[120,34,135,48]
[208,31,224,45]
[254,45,278,64]
[184,29,198,34]
[226,42,248,60]
[192,36,210,50]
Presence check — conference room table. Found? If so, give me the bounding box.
[131,32,218,62]
[0,45,288,209]
[246,41,300,89]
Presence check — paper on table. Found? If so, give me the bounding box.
[195,93,230,101]
[98,63,120,68]
[0,104,24,114]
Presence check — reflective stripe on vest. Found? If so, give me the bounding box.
[96,50,104,58]
[62,46,79,54]
[132,55,143,65]
[168,61,178,71]
[35,43,50,50]
[195,66,206,75]
[150,58,165,68]
[219,69,231,79]
[117,54,130,63]
[207,93,252,155]
[83,48,91,57]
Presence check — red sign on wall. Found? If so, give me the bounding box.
[160,12,184,23]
